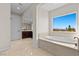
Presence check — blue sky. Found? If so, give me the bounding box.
[52,13,76,29]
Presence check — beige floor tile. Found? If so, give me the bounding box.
[0,38,52,56]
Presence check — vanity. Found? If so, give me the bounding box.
[22,30,32,39]
[22,22,33,39]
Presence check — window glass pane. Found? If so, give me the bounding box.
[52,13,76,32]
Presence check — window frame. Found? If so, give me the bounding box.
[50,12,78,34]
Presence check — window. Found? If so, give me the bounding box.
[52,13,76,32]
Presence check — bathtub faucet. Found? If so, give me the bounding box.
[74,37,78,39]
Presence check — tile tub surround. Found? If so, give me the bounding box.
[0,38,52,56]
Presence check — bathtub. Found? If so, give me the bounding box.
[45,36,76,44]
[38,34,78,49]
[38,35,78,55]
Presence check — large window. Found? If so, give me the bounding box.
[52,13,76,32]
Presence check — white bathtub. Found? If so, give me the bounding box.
[38,38,78,56]
[45,36,76,44]
[39,34,78,49]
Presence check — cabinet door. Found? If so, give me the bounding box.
[22,31,32,39]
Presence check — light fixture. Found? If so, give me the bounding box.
[17,3,23,10]
[17,7,20,10]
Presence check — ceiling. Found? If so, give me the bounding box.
[39,3,67,11]
[11,3,32,15]
[11,3,67,15]
[11,3,68,24]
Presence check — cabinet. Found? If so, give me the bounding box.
[22,31,32,39]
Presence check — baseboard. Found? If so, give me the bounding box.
[11,38,21,41]
[0,45,10,52]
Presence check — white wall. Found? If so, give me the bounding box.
[22,23,32,30]
[22,8,33,24]
[11,13,22,40]
[77,5,79,35]
[22,4,33,27]
[38,8,49,34]
[77,6,79,49]
[22,5,33,30]
[33,4,49,48]
[49,4,78,19]
[0,4,10,51]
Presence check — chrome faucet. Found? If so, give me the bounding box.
[74,37,78,46]
[74,37,79,40]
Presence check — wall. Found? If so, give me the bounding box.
[22,23,32,30]
[49,4,78,19]
[77,5,79,49]
[33,4,49,48]
[11,13,22,40]
[22,7,33,24]
[22,5,33,30]
[0,4,10,51]
[77,5,79,35]
[37,8,49,34]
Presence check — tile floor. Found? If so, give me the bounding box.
[0,38,52,56]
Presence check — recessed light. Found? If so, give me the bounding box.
[17,7,20,10]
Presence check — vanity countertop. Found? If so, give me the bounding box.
[22,30,32,31]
